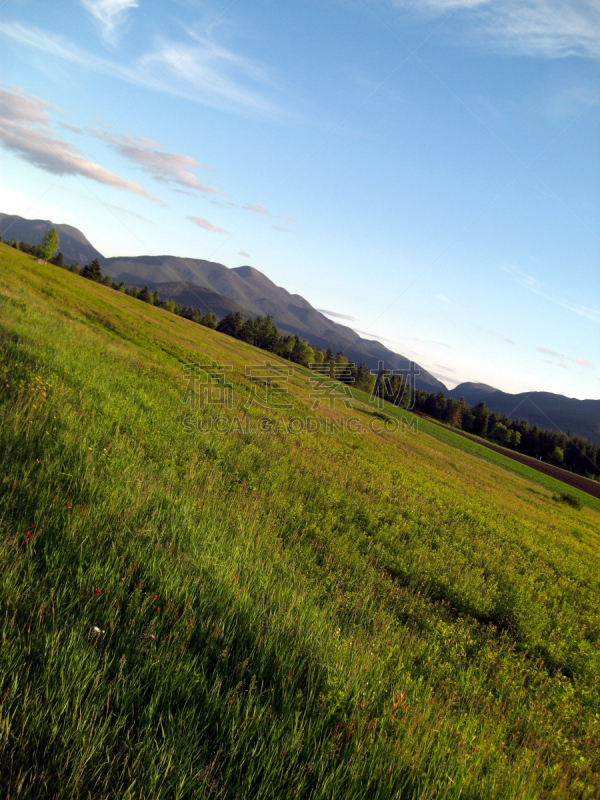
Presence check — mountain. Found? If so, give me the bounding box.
[449,384,600,445]
[0,214,103,266]
[104,254,446,392]
[129,281,250,321]
[448,382,500,406]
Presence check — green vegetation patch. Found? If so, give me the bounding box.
[1,245,599,799]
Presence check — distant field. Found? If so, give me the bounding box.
[1,244,599,799]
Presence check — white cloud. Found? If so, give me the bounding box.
[238,251,251,258]
[136,33,283,116]
[575,357,591,367]
[81,0,138,45]
[392,0,600,59]
[187,215,228,234]
[0,84,161,203]
[93,130,220,194]
[0,22,284,117]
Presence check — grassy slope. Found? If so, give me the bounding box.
[386,412,600,513]
[0,244,599,799]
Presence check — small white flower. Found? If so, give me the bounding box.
[92,626,104,634]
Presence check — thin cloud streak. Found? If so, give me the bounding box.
[187,215,228,234]
[318,309,358,322]
[243,203,269,214]
[537,345,565,358]
[504,264,600,323]
[394,0,600,59]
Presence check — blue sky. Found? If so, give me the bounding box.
[0,0,598,398]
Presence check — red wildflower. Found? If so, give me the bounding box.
[94,588,101,595]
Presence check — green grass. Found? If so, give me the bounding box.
[1,244,599,799]
[397,413,600,513]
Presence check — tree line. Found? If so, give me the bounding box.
[7,229,598,480]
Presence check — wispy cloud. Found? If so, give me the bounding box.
[395,0,600,59]
[93,130,220,194]
[0,84,161,203]
[137,33,283,116]
[272,225,293,232]
[238,251,251,258]
[104,202,147,221]
[504,336,516,344]
[0,22,285,117]
[59,121,84,134]
[537,345,565,358]
[81,0,138,45]
[243,203,269,215]
[504,264,600,323]
[318,309,358,322]
[575,357,591,367]
[187,215,228,234]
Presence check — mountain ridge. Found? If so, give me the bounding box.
[448,383,600,445]
[5,211,599,439]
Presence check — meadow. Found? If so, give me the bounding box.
[0,243,599,799]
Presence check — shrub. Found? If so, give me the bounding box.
[553,491,583,510]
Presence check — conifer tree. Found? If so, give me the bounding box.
[81,258,103,282]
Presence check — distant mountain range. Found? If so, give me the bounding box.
[449,383,600,445]
[3,213,599,441]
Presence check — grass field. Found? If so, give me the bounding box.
[401,414,600,513]
[1,243,599,799]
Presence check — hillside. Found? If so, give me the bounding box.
[1,243,599,799]
[449,383,600,445]
[0,213,103,265]
[0,214,444,392]
[122,280,251,320]
[104,254,445,392]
